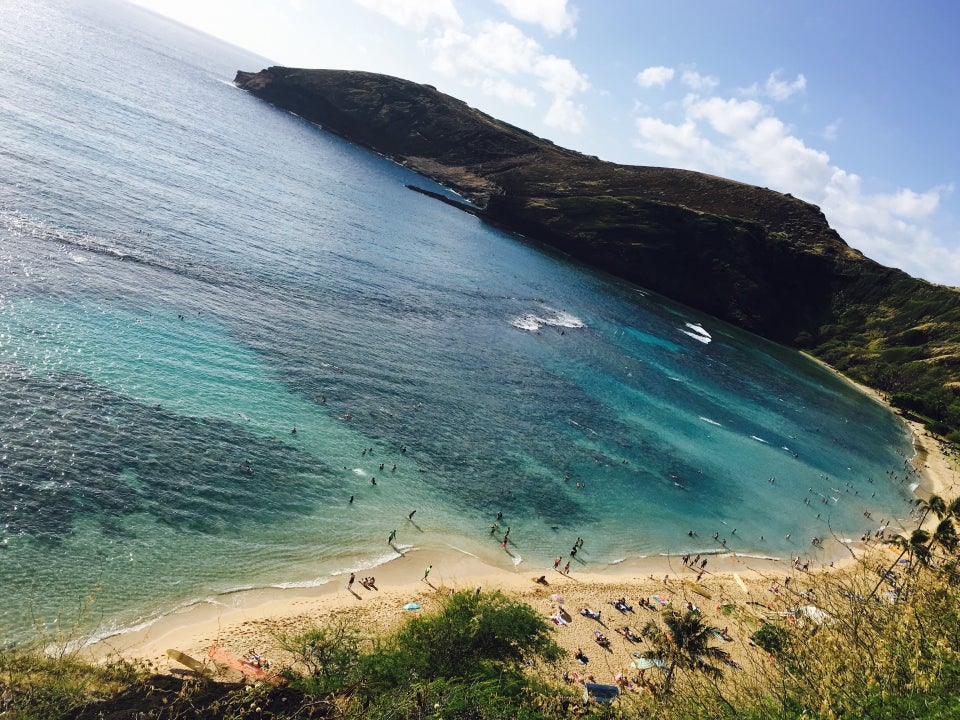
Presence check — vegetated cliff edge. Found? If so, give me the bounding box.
[235,67,960,439]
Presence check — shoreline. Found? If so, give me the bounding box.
[801,351,958,502]
[83,540,823,672]
[84,365,959,680]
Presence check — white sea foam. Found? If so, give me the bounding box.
[680,323,712,344]
[699,416,722,426]
[685,322,711,338]
[727,552,782,561]
[608,557,627,565]
[511,315,541,331]
[352,467,367,475]
[750,435,768,443]
[270,577,333,590]
[445,543,480,558]
[681,330,712,344]
[80,594,221,649]
[326,545,415,580]
[512,554,523,566]
[510,306,586,332]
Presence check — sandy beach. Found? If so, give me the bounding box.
[84,543,810,682]
[84,385,959,688]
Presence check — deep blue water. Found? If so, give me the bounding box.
[0,0,916,642]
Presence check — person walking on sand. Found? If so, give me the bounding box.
[554,556,562,569]
[388,529,397,544]
[348,572,355,590]
[563,561,571,574]
[422,565,432,581]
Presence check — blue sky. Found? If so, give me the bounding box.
[131,0,959,286]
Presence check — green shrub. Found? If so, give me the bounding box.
[275,622,362,695]
[751,622,788,656]
[362,590,561,690]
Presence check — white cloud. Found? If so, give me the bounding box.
[765,71,806,101]
[427,21,590,133]
[633,82,957,284]
[823,119,841,141]
[481,77,536,106]
[822,174,957,283]
[533,54,589,96]
[687,96,765,137]
[634,116,733,170]
[635,66,675,88]
[681,69,718,92]
[876,187,942,220]
[494,0,578,36]
[545,96,587,132]
[352,0,462,32]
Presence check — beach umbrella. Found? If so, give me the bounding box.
[630,657,655,670]
[402,602,421,611]
[550,593,565,606]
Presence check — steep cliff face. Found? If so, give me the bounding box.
[235,67,960,437]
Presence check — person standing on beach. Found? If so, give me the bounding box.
[388,529,397,544]
[408,510,416,520]
[348,572,355,590]
[563,561,571,574]
[422,565,432,581]
[554,556,562,569]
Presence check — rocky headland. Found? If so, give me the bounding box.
[235,67,960,438]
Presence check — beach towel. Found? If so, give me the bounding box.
[208,645,282,685]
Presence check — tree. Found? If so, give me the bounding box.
[642,609,730,693]
[868,528,931,602]
[916,494,947,525]
[928,516,958,556]
[362,589,562,690]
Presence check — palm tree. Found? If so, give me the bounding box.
[928,516,958,556]
[867,528,930,602]
[916,494,947,525]
[947,496,960,522]
[913,494,958,565]
[641,609,730,693]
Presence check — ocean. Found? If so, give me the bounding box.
[0,0,916,644]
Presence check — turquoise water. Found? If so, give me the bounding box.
[0,0,916,643]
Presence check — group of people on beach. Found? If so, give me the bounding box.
[544,537,584,575]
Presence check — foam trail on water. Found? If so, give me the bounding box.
[445,544,480,558]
